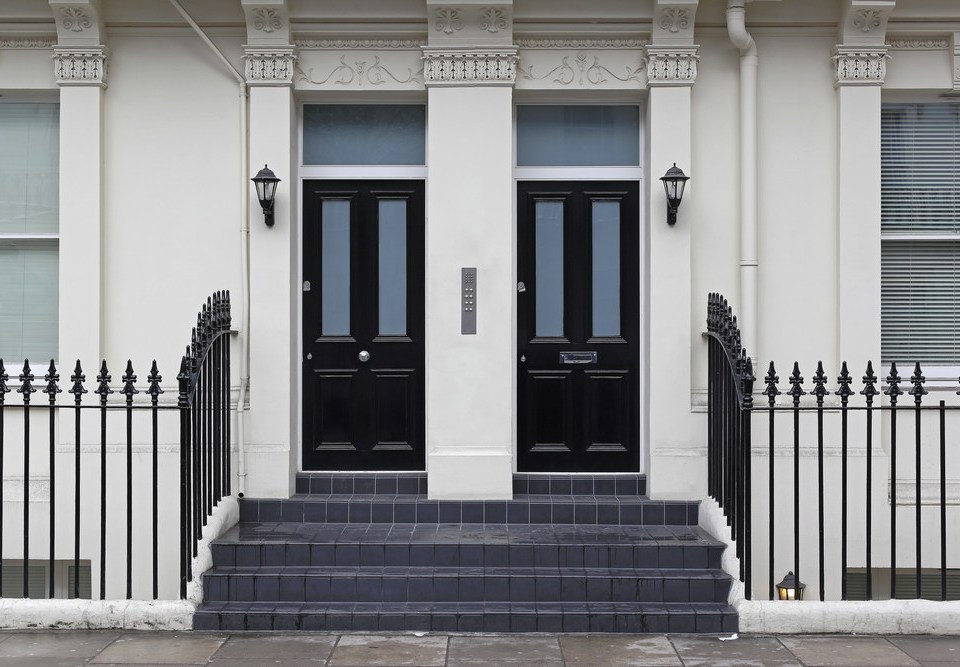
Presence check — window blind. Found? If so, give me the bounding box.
[881,103,960,365]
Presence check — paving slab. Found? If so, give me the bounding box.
[559,635,681,667]
[328,635,448,667]
[779,636,921,667]
[89,632,226,665]
[890,636,960,664]
[0,630,120,659]
[448,636,563,665]
[671,636,800,666]
[210,634,337,664]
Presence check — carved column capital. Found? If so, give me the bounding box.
[53,46,107,86]
[421,47,518,86]
[833,46,888,86]
[644,45,699,87]
[244,47,297,85]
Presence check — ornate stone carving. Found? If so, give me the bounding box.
[252,7,282,33]
[659,7,691,34]
[853,8,883,33]
[0,39,56,49]
[516,39,647,49]
[887,38,949,50]
[645,47,698,86]
[421,48,517,85]
[479,7,508,34]
[296,39,424,49]
[518,51,644,87]
[833,48,887,85]
[53,48,107,85]
[244,50,297,84]
[434,8,463,35]
[59,6,92,33]
[296,56,424,87]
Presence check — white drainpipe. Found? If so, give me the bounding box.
[168,0,251,495]
[727,0,759,364]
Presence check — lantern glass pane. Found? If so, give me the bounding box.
[254,180,267,202]
[674,179,686,201]
[662,178,677,201]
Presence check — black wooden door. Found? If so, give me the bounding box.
[517,182,640,472]
[302,181,425,471]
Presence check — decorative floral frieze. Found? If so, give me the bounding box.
[296,39,425,50]
[244,50,297,84]
[645,47,698,86]
[853,8,884,34]
[422,48,517,85]
[59,6,92,33]
[0,39,56,49]
[434,8,463,35]
[53,48,106,85]
[518,51,644,87]
[479,7,508,34]
[659,7,691,34]
[252,7,282,33]
[833,48,888,85]
[296,56,423,87]
[516,39,648,49]
[886,38,949,50]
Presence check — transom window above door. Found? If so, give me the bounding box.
[303,104,426,166]
[516,105,640,167]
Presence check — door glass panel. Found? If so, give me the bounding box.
[303,105,426,165]
[378,199,407,336]
[592,200,621,337]
[535,200,564,337]
[321,199,350,336]
[516,106,640,167]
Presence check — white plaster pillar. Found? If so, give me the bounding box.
[244,46,297,498]
[422,2,516,499]
[644,3,700,500]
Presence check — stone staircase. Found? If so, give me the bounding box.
[193,473,736,633]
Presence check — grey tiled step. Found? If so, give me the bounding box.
[200,566,731,604]
[512,474,646,497]
[294,472,427,496]
[192,600,737,634]
[211,523,724,570]
[239,495,696,525]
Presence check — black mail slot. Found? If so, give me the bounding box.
[560,351,598,365]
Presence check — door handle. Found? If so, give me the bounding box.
[358,350,370,363]
[560,351,597,364]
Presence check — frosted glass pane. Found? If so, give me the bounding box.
[304,105,426,165]
[0,104,59,233]
[517,106,640,166]
[321,200,350,336]
[536,201,564,337]
[0,239,58,362]
[592,201,620,337]
[378,200,407,336]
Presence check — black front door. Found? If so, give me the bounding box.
[302,180,425,471]
[517,181,640,472]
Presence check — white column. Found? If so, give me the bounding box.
[245,49,297,498]
[423,49,517,500]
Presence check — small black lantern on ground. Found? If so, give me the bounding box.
[251,164,281,227]
[776,571,806,600]
[659,163,690,225]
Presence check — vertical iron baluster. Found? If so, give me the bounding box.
[69,362,86,599]
[224,292,232,496]
[862,362,879,599]
[836,362,854,600]
[121,361,138,600]
[743,357,755,600]
[707,296,714,499]
[811,361,828,601]
[147,362,163,600]
[942,397,948,601]
[191,329,201,549]
[212,295,221,506]
[0,361,8,597]
[764,362,780,600]
[43,361,60,598]
[18,361,36,597]
[94,361,112,600]
[885,362,903,598]
[910,363,926,599]
[787,362,805,589]
[178,352,192,594]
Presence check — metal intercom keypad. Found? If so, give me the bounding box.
[462,267,477,335]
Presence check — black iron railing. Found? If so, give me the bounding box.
[0,291,231,600]
[707,292,960,602]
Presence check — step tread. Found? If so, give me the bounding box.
[199,600,734,613]
[201,565,731,579]
[280,494,669,502]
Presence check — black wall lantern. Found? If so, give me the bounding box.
[251,164,281,227]
[659,163,690,225]
[776,571,806,601]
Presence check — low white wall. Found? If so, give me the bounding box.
[0,496,238,630]
[738,599,960,635]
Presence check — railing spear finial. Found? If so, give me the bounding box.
[909,362,927,406]
[811,361,828,407]
[787,361,805,407]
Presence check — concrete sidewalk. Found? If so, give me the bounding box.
[0,631,956,666]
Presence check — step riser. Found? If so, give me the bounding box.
[212,543,723,570]
[239,500,697,526]
[293,474,646,498]
[201,574,731,604]
[295,474,427,496]
[512,475,646,497]
[194,610,737,634]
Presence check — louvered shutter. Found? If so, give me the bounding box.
[1,564,47,598]
[881,103,960,365]
[67,563,92,599]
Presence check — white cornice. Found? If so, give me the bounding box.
[0,38,56,49]
[421,47,518,86]
[516,39,648,49]
[296,39,425,49]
